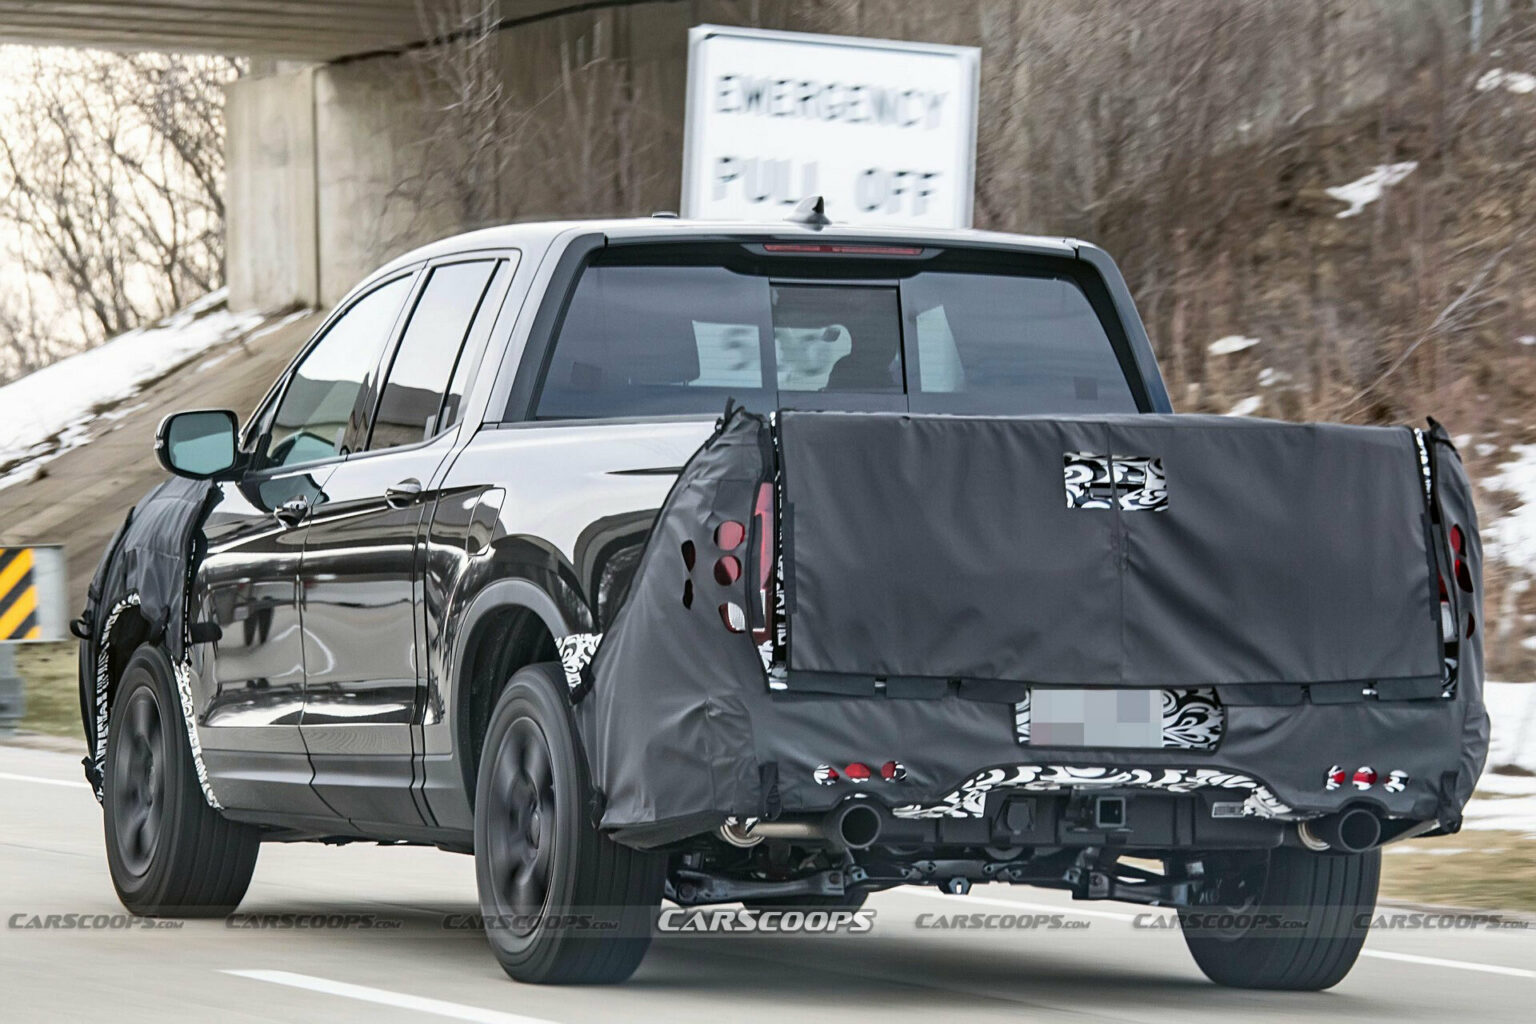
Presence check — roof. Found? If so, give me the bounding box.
[366,215,1085,284]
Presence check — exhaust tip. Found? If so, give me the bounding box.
[1331,808,1382,852]
[834,803,882,849]
[1299,807,1382,853]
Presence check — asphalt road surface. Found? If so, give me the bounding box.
[3,743,1532,1024]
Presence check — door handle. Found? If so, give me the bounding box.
[385,478,424,508]
[273,496,310,528]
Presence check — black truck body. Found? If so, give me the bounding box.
[76,217,1488,989]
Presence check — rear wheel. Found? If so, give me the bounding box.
[1180,846,1380,990]
[474,663,665,984]
[103,646,261,916]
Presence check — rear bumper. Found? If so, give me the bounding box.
[589,685,1487,847]
[751,691,1484,823]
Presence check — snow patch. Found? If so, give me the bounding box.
[1481,445,1536,575]
[1517,335,1536,347]
[1464,682,1536,837]
[1476,68,1536,95]
[0,290,275,488]
[1209,335,1260,356]
[1257,366,1292,388]
[1227,396,1263,417]
[1326,162,1418,219]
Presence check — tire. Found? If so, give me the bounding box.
[1180,846,1381,990]
[474,663,665,984]
[103,645,261,917]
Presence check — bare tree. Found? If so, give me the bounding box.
[0,48,240,382]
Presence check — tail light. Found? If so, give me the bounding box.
[751,482,774,646]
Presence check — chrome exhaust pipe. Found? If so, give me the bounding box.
[718,802,885,849]
[1296,807,1382,853]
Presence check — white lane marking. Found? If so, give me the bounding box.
[1359,950,1536,979]
[892,888,1535,979]
[0,771,91,790]
[221,970,562,1024]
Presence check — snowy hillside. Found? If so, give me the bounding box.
[0,291,301,489]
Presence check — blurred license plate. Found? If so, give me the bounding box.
[1028,688,1163,748]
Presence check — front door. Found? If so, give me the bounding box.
[195,466,335,814]
[195,269,419,819]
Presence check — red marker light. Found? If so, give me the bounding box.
[715,520,745,550]
[844,762,871,782]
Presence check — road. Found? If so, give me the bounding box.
[2,742,1531,1024]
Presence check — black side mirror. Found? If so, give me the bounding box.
[155,409,240,479]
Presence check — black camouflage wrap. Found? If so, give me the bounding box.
[578,410,1488,844]
[77,475,216,799]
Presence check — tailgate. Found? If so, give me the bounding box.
[777,411,1451,697]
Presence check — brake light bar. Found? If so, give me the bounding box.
[761,243,924,256]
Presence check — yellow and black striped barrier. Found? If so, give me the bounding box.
[0,547,42,640]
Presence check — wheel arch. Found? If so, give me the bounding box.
[450,580,569,807]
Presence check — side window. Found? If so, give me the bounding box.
[266,275,412,469]
[367,260,497,452]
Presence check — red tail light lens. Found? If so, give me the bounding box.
[714,556,741,586]
[1450,524,1465,555]
[715,520,745,550]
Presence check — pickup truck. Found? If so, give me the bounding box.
[77,211,1488,991]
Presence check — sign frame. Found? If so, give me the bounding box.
[681,24,981,228]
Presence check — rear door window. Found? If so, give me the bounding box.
[367,259,498,451]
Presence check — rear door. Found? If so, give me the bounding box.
[298,255,510,829]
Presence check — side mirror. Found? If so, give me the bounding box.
[155,409,240,479]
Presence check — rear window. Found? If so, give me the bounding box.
[531,254,1138,420]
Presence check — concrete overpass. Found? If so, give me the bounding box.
[0,1,594,61]
[0,0,760,310]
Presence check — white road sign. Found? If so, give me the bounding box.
[681,25,980,228]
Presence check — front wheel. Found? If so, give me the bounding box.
[1180,846,1380,990]
[103,646,261,916]
[474,663,665,984]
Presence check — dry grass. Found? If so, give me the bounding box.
[10,640,82,739]
[1380,829,1536,913]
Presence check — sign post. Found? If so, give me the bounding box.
[681,25,980,229]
